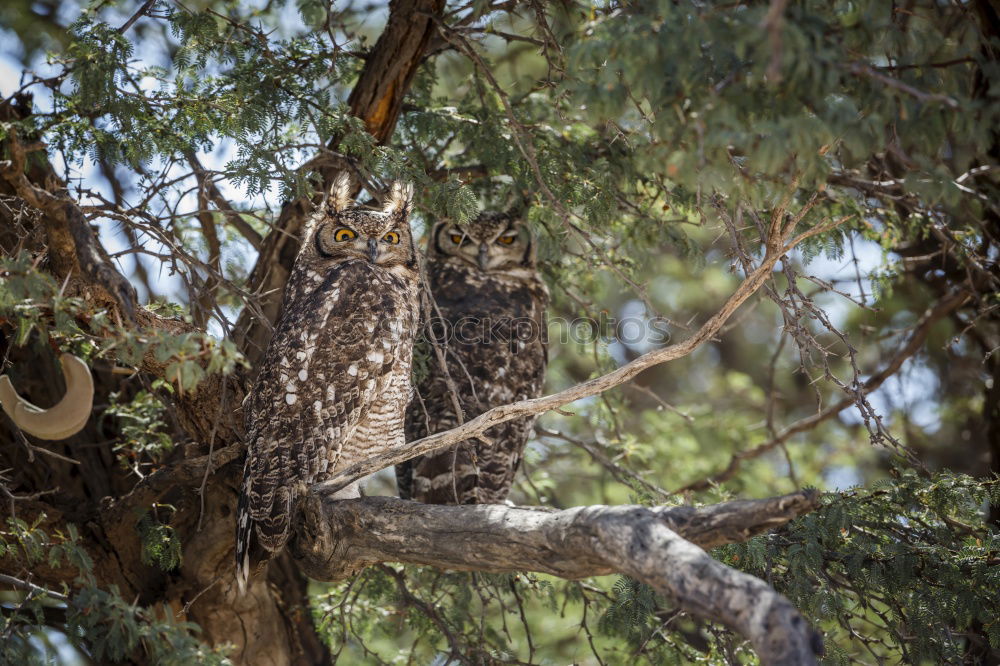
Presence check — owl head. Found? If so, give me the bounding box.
[310,173,416,270]
[431,211,535,273]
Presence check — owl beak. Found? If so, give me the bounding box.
[367,238,378,263]
[477,243,489,271]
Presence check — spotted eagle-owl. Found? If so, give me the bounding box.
[236,174,419,591]
[396,211,548,504]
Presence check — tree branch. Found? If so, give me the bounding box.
[234,0,446,363]
[0,128,136,319]
[674,287,972,492]
[185,152,263,251]
[0,572,69,602]
[293,491,823,665]
[101,442,243,528]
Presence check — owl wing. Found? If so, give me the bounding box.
[401,274,548,505]
[238,262,404,588]
[394,458,415,501]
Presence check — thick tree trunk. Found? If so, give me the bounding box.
[2,4,446,664]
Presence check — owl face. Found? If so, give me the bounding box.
[312,177,416,270]
[432,212,534,273]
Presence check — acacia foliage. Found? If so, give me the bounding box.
[0,0,998,664]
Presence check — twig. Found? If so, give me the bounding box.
[847,62,959,108]
[674,288,971,492]
[0,573,68,602]
[117,0,157,33]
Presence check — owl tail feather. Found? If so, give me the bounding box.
[235,490,254,595]
[235,478,292,594]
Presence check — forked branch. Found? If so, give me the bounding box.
[293,491,823,665]
[0,128,137,319]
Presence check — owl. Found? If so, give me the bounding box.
[397,211,548,505]
[236,173,419,592]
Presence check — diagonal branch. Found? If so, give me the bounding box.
[674,287,971,493]
[293,491,823,665]
[315,212,853,495]
[0,572,69,602]
[186,152,263,250]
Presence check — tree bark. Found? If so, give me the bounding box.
[0,4,448,664]
[293,492,823,666]
[0,6,830,665]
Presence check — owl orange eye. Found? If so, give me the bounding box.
[450,234,465,245]
[382,231,400,244]
[497,235,517,245]
[333,228,356,242]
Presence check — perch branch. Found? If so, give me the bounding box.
[293,491,823,665]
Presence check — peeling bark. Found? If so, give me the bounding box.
[293,492,823,665]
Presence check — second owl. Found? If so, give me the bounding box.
[397,211,548,505]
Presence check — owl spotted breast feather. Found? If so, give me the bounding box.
[236,174,418,593]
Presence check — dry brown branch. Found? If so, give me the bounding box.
[293,491,823,665]
[315,211,852,495]
[675,288,972,492]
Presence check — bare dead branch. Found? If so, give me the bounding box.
[675,288,972,492]
[294,491,823,665]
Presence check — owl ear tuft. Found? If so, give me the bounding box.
[383,181,414,218]
[327,171,353,213]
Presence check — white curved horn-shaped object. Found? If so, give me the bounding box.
[0,353,94,440]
